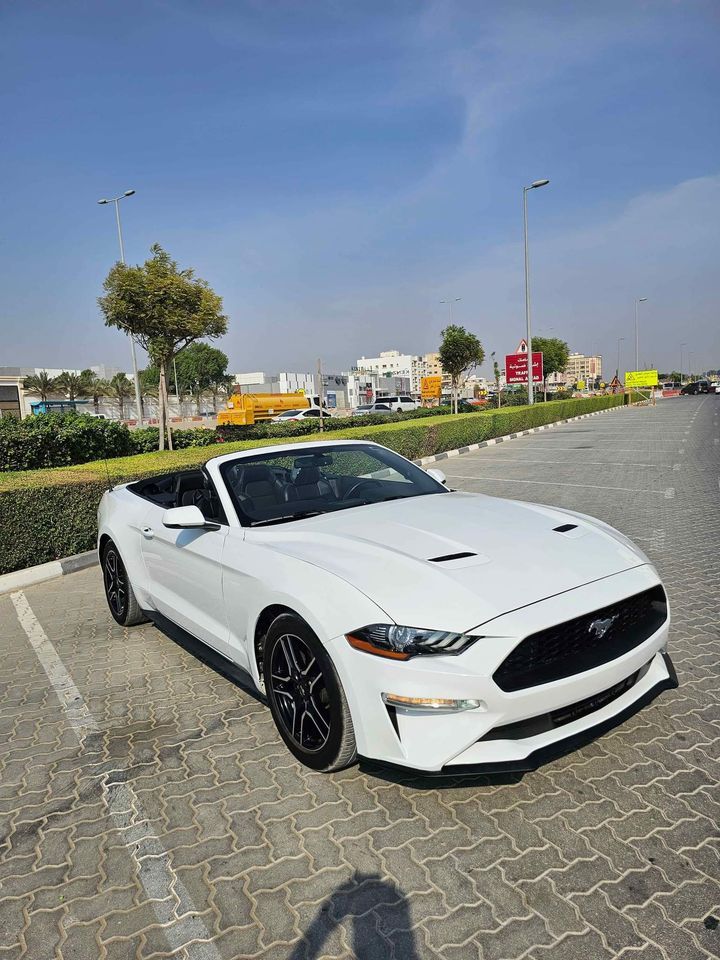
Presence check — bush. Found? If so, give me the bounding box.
[129,426,220,453]
[216,405,452,442]
[0,412,134,471]
[0,395,623,575]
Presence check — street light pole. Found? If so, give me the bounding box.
[97,189,143,425]
[680,342,687,382]
[634,297,648,371]
[523,179,550,404]
[616,337,624,379]
[440,298,462,324]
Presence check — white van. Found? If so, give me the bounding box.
[376,395,417,412]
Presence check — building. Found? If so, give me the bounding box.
[355,350,448,393]
[345,372,412,409]
[545,353,603,387]
[0,365,128,419]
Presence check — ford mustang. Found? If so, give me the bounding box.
[97,440,675,774]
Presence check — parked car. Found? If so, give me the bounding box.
[98,439,675,775]
[680,381,710,395]
[352,403,394,416]
[376,395,417,413]
[271,407,332,422]
[710,381,720,394]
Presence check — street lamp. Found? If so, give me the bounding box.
[523,179,550,404]
[634,297,648,371]
[679,342,687,382]
[440,298,462,324]
[616,337,625,379]
[97,189,143,424]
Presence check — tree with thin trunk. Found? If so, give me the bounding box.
[491,353,502,408]
[99,244,228,450]
[438,325,485,414]
[79,370,109,415]
[531,336,569,402]
[174,343,230,414]
[22,370,57,403]
[56,371,91,404]
[107,373,134,420]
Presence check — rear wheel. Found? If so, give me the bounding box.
[102,541,148,627]
[264,614,357,772]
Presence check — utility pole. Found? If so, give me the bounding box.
[97,190,144,425]
[523,179,550,404]
[317,358,324,433]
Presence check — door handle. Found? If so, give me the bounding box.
[141,527,154,539]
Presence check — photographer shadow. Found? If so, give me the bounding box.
[289,872,421,960]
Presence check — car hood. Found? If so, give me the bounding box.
[254,493,647,633]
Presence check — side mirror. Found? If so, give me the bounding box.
[162,505,219,530]
[426,468,447,486]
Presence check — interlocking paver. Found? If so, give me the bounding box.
[2,397,719,958]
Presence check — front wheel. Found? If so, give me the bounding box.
[102,541,148,627]
[264,614,357,772]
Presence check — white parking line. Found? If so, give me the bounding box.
[10,590,223,960]
[441,475,668,494]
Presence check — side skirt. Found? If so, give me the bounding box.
[143,609,267,705]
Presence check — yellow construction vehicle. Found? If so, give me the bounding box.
[217,392,313,426]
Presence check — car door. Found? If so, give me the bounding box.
[140,472,231,657]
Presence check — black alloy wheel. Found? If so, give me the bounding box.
[103,545,127,620]
[264,614,357,772]
[101,541,148,627]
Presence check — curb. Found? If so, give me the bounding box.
[0,550,98,596]
[413,403,626,466]
[1,403,626,593]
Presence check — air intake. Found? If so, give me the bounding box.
[428,552,477,563]
[553,523,577,533]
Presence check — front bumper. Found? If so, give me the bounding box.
[328,565,675,773]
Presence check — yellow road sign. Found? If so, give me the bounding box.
[576,380,586,390]
[625,369,659,388]
[421,375,442,399]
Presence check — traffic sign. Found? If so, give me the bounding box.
[576,380,586,390]
[506,352,543,384]
[625,370,659,388]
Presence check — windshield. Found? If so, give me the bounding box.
[220,443,447,526]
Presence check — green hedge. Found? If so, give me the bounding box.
[0,396,622,575]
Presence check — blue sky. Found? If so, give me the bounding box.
[2,0,719,376]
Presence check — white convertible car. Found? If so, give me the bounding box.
[98,440,675,774]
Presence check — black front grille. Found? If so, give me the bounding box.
[493,585,667,693]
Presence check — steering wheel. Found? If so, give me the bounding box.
[343,478,383,501]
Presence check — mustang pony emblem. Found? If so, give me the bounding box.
[588,615,619,639]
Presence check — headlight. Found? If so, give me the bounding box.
[346,624,480,660]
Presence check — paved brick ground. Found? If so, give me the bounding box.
[1,396,718,959]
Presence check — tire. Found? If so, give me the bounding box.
[102,540,148,627]
[264,613,357,772]
[396,407,403,413]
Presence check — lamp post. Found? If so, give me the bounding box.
[440,298,461,324]
[680,342,687,383]
[616,337,624,379]
[634,297,648,372]
[523,179,550,404]
[97,189,143,425]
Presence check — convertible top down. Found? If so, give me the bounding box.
[98,439,674,773]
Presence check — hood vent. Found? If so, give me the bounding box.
[428,551,477,563]
[553,523,578,534]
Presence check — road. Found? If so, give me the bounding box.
[0,397,718,959]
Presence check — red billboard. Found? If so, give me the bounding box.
[505,352,543,384]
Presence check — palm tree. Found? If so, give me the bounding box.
[107,373,134,420]
[80,370,110,416]
[56,371,90,403]
[22,370,57,402]
[210,374,235,413]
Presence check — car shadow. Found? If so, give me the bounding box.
[144,609,267,704]
[288,873,421,960]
